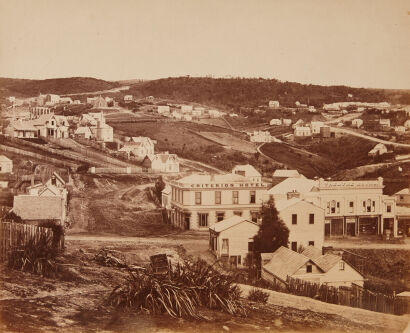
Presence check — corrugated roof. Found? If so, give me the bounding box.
[177,173,247,184]
[208,215,257,233]
[301,246,323,260]
[13,195,63,220]
[263,246,311,282]
[313,254,341,272]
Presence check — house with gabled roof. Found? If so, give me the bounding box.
[272,169,303,179]
[209,215,259,266]
[262,246,364,289]
[142,152,179,173]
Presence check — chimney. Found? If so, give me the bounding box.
[287,191,300,200]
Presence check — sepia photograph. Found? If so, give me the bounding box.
[0,0,409,332]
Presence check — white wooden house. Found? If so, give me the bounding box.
[142,153,179,173]
[270,119,282,126]
[368,143,387,157]
[209,215,259,267]
[294,126,312,137]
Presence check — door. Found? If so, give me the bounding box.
[325,223,330,237]
[347,223,356,236]
[184,215,190,230]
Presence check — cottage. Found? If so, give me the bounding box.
[191,109,202,117]
[74,126,92,139]
[92,96,108,109]
[308,106,316,113]
[209,110,222,118]
[268,101,280,108]
[282,119,292,126]
[404,119,410,129]
[310,121,324,135]
[351,119,363,128]
[262,246,364,288]
[379,119,391,128]
[45,94,60,105]
[172,111,182,120]
[183,114,192,121]
[157,105,170,114]
[395,187,410,207]
[0,155,13,173]
[124,95,133,102]
[60,97,73,104]
[142,153,179,173]
[5,120,38,139]
[249,131,273,143]
[130,137,156,155]
[294,126,312,137]
[368,143,387,157]
[395,126,406,134]
[119,141,154,159]
[269,119,282,126]
[209,215,259,266]
[180,105,193,113]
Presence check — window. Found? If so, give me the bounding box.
[331,200,336,214]
[195,192,202,205]
[349,201,354,213]
[233,211,242,216]
[326,202,330,214]
[51,176,56,186]
[308,241,314,246]
[306,265,312,273]
[250,191,256,204]
[372,201,376,212]
[248,241,254,252]
[222,238,229,255]
[336,202,340,214]
[232,191,239,204]
[339,261,345,271]
[292,214,297,225]
[291,242,297,252]
[386,204,392,213]
[251,211,259,223]
[198,213,208,227]
[309,214,314,224]
[215,191,221,204]
[366,199,371,212]
[216,212,225,222]
[362,201,366,213]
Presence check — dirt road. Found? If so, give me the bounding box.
[61,85,130,96]
[330,126,410,148]
[239,284,409,332]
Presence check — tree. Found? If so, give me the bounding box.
[253,198,289,253]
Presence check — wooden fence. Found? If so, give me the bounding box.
[0,222,64,262]
[286,276,409,315]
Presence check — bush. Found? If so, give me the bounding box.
[8,232,59,278]
[108,258,245,319]
[247,288,269,303]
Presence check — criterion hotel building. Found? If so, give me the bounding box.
[169,165,268,230]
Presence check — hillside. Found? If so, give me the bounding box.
[127,77,410,109]
[0,77,119,97]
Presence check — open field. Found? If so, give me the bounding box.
[197,131,256,153]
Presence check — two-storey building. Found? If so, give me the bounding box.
[169,169,268,230]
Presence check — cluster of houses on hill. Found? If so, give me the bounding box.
[155,104,225,121]
[117,136,180,173]
[75,111,114,142]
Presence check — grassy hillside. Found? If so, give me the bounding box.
[127,77,410,109]
[0,77,119,97]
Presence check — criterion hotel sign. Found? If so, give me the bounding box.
[189,182,266,188]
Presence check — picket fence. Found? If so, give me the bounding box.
[0,222,64,262]
[286,276,409,315]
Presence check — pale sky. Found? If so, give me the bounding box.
[0,0,409,89]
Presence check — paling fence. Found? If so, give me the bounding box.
[0,222,64,262]
[286,276,409,315]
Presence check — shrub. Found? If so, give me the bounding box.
[247,288,269,303]
[107,258,245,319]
[8,232,59,278]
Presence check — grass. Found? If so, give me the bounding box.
[247,288,270,303]
[107,258,245,319]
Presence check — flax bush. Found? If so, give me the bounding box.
[107,258,245,319]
